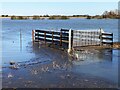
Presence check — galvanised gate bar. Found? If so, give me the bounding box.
[32,28,113,52]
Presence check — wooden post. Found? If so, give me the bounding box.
[44,32,46,45]
[100,28,103,46]
[52,32,54,47]
[111,33,113,46]
[60,31,62,46]
[71,30,73,48]
[76,30,78,46]
[32,30,35,42]
[68,29,72,53]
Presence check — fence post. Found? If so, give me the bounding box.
[100,28,103,46]
[71,30,73,48]
[112,33,113,46]
[32,30,35,44]
[44,32,46,45]
[60,31,62,46]
[52,32,54,45]
[68,29,72,53]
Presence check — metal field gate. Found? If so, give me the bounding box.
[72,30,101,47]
[72,29,113,48]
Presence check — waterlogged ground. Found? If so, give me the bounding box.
[1,18,119,88]
[2,43,119,88]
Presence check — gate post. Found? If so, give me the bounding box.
[68,29,72,53]
[60,31,62,46]
[32,30,35,43]
[100,28,103,46]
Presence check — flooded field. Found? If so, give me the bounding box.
[2,44,119,88]
[1,18,120,88]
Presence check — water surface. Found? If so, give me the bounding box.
[1,18,119,85]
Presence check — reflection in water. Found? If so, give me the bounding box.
[20,29,22,52]
[73,49,112,65]
[31,42,73,70]
[72,49,118,84]
[98,49,112,61]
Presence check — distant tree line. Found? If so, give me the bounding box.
[10,15,69,20]
[72,15,88,17]
[1,15,9,17]
[32,15,45,20]
[49,15,69,20]
[86,9,120,19]
[11,16,29,20]
[102,9,120,19]
[2,9,119,20]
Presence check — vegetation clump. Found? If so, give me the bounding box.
[101,10,120,19]
[11,16,29,20]
[49,15,69,20]
[86,15,92,19]
[32,15,44,20]
[86,9,120,19]
[1,15,8,17]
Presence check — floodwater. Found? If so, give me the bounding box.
[1,18,120,88]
